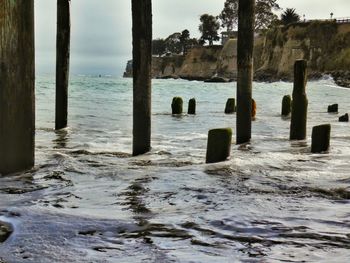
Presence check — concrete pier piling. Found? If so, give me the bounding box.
[282,95,292,116]
[56,0,71,130]
[236,0,255,144]
[188,98,196,115]
[290,60,308,140]
[206,128,232,163]
[225,98,236,114]
[0,1,35,174]
[311,124,331,153]
[132,0,153,156]
[172,97,183,115]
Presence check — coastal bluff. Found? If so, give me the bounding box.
[124,21,350,87]
[124,40,238,81]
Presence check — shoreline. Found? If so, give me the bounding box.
[124,70,350,88]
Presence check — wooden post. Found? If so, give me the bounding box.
[281,95,292,116]
[56,0,71,130]
[339,113,349,122]
[311,124,331,153]
[0,1,35,174]
[236,0,255,144]
[172,97,183,115]
[290,60,308,140]
[132,0,152,156]
[188,98,196,115]
[206,128,232,163]
[225,98,236,114]
[327,104,338,113]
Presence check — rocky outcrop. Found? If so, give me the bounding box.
[123,55,184,79]
[0,221,12,243]
[178,46,222,80]
[123,41,238,81]
[216,39,238,79]
[328,70,350,88]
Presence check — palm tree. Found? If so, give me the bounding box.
[281,8,300,25]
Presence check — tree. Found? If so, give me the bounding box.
[255,0,280,30]
[219,0,280,31]
[179,29,190,53]
[219,0,238,32]
[152,31,198,56]
[281,8,300,25]
[164,32,182,54]
[152,38,166,56]
[199,14,220,45]
[187,38,199,48]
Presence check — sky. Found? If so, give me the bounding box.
[35,0,350,76]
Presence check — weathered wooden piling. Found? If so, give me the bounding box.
[282,95,292,116]
[290,60,308,140]
[56,0,71,130]
[236,0,255,144]
[311,124,331,153]
[0,1,35,174]
[206,128,232,163]
[327,104,338,113]
[188,98,196,115]
[132,0,152,156]
[225,98,236,114]
[339,113,349,122]
[172,97,183,114]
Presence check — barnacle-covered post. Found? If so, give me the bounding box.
[0,0,35,174]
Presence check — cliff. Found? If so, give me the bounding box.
[123,55,184,79]
[256,21,350,82]
[123,40,238,81]
[178,45,223,80]
[124,22,350,86]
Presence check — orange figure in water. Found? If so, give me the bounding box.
[252,99,256,120]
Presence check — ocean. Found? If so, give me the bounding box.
[0,76,350,262]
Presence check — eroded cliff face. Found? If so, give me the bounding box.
[124,22,350,85]
[123,55,185,79]
[217,39,238,79]
[178,46,222,80]
[152,56,184,78]
[123,40,238,80]
[256,22,350,80]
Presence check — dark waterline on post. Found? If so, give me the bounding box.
[55,0,71,130]
[236,0,255,144]
[0,1,35,175]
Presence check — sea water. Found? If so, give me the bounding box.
[0,76,349,262]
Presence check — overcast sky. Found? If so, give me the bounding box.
[35,0,350,76]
